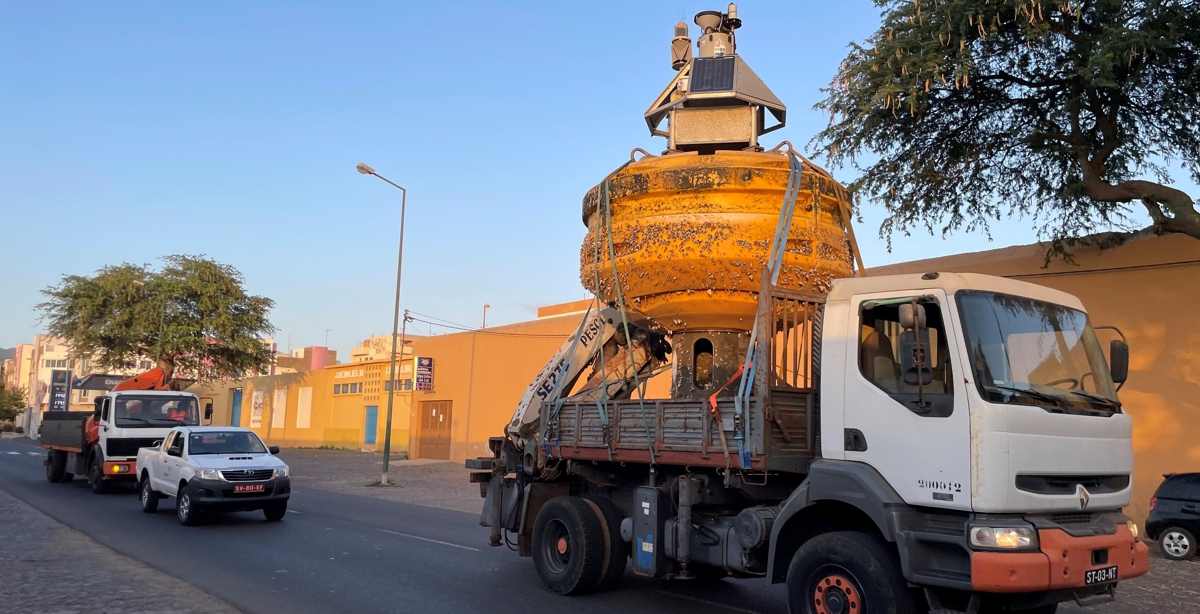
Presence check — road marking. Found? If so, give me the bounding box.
[653,591,764,614]
[288,510,302,514]
[5,452,21,455]
[378,529,480,552]
[27,452,41,456]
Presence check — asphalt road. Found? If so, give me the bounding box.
[0,438,788,614]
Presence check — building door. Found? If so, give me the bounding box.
[363,406,378,445]
[418,400,452,460]
[231,389,243,427]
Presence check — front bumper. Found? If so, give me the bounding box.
[187,476,291,511]
[970,524,1149,593]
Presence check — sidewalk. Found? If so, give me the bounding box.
[278,448,481,514]
[0,488,239,614]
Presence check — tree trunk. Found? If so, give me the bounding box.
[157,358,175,383]
[1081,177,1200,240]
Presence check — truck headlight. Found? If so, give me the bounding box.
[273,466,290,478]
[970,526,1038,550]
[195,468,222,480]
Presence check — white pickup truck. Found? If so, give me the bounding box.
[136,426,291,525]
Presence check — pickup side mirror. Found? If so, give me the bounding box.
[269,445,280,455]
[204,402,213,420]
[1109,339,1129,385]
[167,446,183,458]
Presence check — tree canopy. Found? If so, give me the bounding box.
[0,383,26,422]
[814,0,1200,253]
[38,255,276,381]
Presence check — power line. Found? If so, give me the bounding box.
[406,316,568,339]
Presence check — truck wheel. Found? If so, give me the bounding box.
[583,495,629,591]
[176,486,201,526]
[532,496,606,595]
[786,531,917,614]
[1160,527,1197,560]
[140,476,160,513]
[264,501,288,521]
[62,471,73,483]
[87,456,109,494]
[45,450,65,483]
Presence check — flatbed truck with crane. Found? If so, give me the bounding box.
[41,368,212,493]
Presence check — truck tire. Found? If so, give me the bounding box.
[264,501,288,521]
[45,450,65,483]
[786,531,917,614]
[176,484,201,526]
[62,470,73,483]
[140,475,160,513]
[532,496,606,595]
[87,455,110,494]
[1160,527,1197,560]
[583,495,629,591]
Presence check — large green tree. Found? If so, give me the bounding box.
[815,0,1200,252]
[38,255,276,382]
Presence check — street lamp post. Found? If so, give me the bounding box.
[482,303,490,329]
[357,162,406,486]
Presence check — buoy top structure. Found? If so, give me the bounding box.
[580,4,859,335]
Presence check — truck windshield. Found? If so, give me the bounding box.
[188,431,267,455]
[956,290,1119,413]
[113,395,200,428]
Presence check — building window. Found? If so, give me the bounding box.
[139,360,152,370]
[334,384,342,395]
[44,359,68,368]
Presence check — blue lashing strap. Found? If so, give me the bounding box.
[732,151,804,467]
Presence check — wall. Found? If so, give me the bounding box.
[869,233,1200,525]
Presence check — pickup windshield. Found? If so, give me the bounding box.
[114,395,200,428]
[956,290,1119,413]
[189,431,267,455]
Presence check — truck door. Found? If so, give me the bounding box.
[162,433,185,495]
[842,290,972,510]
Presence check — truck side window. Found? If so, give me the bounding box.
[859,299,954,417]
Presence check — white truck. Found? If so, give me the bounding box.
[470,272,1150,613]
[136,426,291,525]
[42,388,210,493]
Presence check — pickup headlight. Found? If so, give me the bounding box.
[273,465,290,478]
[195,468,222,480]
[970,526,1039,551]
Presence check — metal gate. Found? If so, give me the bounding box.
[418,400,452,460]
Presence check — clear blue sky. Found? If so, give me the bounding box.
[1,1,1187,355]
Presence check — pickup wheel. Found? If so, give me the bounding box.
[786,531,917,614]
[87,456,110,494]
[176,485,201,526]
[45,450,66,483]
[140,475,160,513]
[532,496,605,595]
[582,495,629,592]
[263,501,287,521]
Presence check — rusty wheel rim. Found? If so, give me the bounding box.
[812,571,861,614]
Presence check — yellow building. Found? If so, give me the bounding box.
[193,355,415,455]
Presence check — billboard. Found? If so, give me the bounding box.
[415,357,433,391]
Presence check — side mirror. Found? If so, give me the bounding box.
[269,445,280,455]
[899,303,926,329]
[167,446,182,458]
[1109,340,1129,384]
[204,402,213,420]
[93,399,103,419]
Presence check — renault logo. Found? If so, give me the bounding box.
[1079,485,1091,510]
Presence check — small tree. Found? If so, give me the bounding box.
[38,255,276,381]
[0,383,26,422]
[815,0,1200,253]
